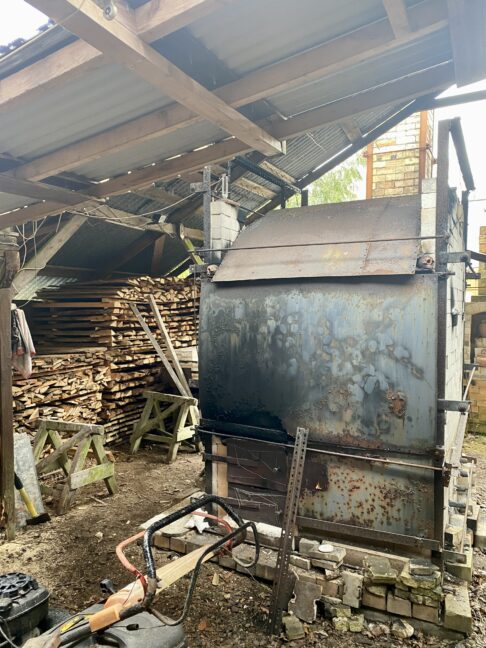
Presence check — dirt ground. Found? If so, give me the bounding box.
[1,439,485,648]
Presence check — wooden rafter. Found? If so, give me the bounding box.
[13,216,87,295]
[135,0,236,42]
[12,0,447,183]
[0,62,455,230]
[0,0,230,113]
[0,173,95,205]
[26,0,282,156]
[383,0,411,37]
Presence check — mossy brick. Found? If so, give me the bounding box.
[394,586,411,600]
[364,556,398,584]
[349,614,365,633]
[289,554,311,570]
[410,592,424,605]
[332,616,349,632]
[444,587,472,634]
[399,564,441,590]
[319,577,343,599]
[409,559,437,576]
[365,584,387,598]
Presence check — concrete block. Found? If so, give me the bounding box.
[153,532,171,550]
[413,603,440,624]
[421,191,436,210]
[288,579,322,623]
[299,538,319,555]
[170,536,187,553]
[254,548,277,581]
[308,545,346,564]
[311,558,343,570]
[421,178,436,194]
[391,619,415,639]
[362,589,387,611]
[218,552,236,570]
[399,564,441,590]
[387,592,412,617]
[409,559,436,576]
[444,587,472,634]
[365,584,387,597]
[289,554,311,570]
[474,507,486,548]
[282,615,305,640]
[319,577,343,599]
[364,556,398,584]
[322,597,351,619]
[342,571,363,608]
[445,546,473,583]
[291,567,316,584]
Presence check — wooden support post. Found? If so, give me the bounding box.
[0,233,19,540]
[0,233,19,539]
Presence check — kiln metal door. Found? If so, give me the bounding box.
[200,275,440,541]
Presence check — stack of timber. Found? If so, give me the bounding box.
[13,352,108,433]
[175,346,199,384]
[28,277,200,444]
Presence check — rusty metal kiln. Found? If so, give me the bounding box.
[198,120,473,554]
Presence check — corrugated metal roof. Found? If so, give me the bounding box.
[189,0,385,75]
[0,0,460,280]
[13,274,76,302]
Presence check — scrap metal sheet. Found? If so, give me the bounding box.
[213,195,421,282]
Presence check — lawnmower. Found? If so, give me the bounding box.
[0,495,259,648]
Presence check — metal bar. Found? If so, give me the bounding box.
[426,89,486,109]
[199,429,443,471]
[202,165,212,258]
[197,234,446,254]
[233,156,300,193]
[268,427,308,636]
[434,119,451,548]
[296,516,442,551]
[449,118,475,191]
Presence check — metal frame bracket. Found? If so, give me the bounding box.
[438,251,471,264]
[437,399,470,413]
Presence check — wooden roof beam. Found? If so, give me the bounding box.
[383,0,411,38]
[26,0,283,156]
[12,215,86,296]
[135,0,236,42]
[0,173,95,205]
[0,61,456,230]
[12,0,447,183]
[0,0,231,113]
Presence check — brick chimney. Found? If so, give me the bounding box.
[366,111,434,198]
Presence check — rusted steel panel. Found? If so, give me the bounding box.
[200,275,438,451]
[213,196,421,282]
[211,437,436,542]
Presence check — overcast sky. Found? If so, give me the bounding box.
[1,0,485,250]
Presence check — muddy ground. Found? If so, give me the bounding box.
[1,438,485,648]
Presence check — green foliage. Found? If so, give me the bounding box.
[286,154,365,208]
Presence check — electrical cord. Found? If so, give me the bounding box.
[0,619,19,648]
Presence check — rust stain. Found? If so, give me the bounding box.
[387,390,407,418]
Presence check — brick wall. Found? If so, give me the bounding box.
[367,111,434,198]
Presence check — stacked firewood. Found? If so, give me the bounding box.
[13,352,109,433]
[23,277,200,444]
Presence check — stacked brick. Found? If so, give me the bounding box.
[466,226,486,434]
[367,111,434,198]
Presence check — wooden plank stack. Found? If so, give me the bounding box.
[13,352,109,433]
[23,277,200,444]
